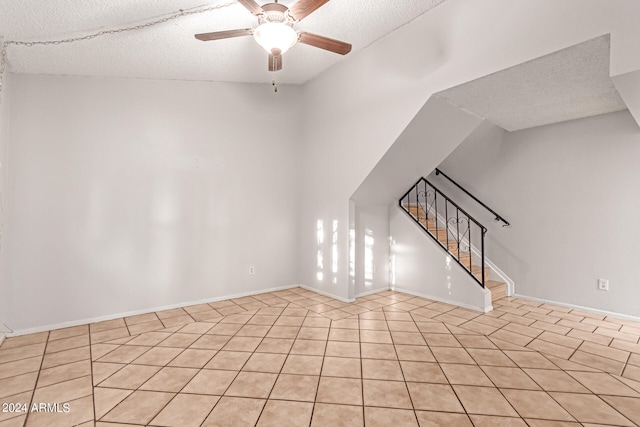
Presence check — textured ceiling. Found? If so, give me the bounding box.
[0,0,446,85]
[436,35,628,131]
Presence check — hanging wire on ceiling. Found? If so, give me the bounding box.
[0,1,236,104]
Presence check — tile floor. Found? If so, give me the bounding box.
[1,287,639,426]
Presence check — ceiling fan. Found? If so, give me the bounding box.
[194,0,352,72]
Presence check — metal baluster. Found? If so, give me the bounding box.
[445,200,449,256]
[434,189,438,244]
[456,207,460,261]
[468,221,472,273]
[481,226,486,288]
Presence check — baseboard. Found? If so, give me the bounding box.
[513,294,640,323]
[298,285,355,303]
[0,333,5,347]
[354,287,389,299]
[393,286,492,313]
[7,284,300,337]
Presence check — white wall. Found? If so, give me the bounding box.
[435,111,640,317]
[353,204,390,297]
[390,205,490,311]
[0,70,10,340]
[6,74,302,332]
[298,0,640,300]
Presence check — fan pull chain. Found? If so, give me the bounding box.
[272,79,278,93]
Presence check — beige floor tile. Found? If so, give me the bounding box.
[527,339,577,359]
[274,317,304,327]
[1,333,48,350]
[91,318,127,333]
[102,390,174,424]
[395,344,434,362]
[270,374,319,401]
[208,323,243,336]
[466,348,516,367]
[423,333,461,347]
[490,329,535,347]
[99,364,160,389]
[91,327,130,344]
[359,330,393,344]
[502,322,543,339]
[36,359,91,388]
[321,356,361,378]
[27,394,94,427]
[455,335,497,349]
[256,400,313,427]
[622,364,640,382]
[406,382,464,412]
[254,338,294,354]
[431,347,475,364]
[468,415,528,426]
[400,361,447,383]
[501,389,574,421]
[41,345,90,369]
[311,403,363,427]
[460,320,499,335]
[504,350,556,369]
[365,407,417,427]
[92,362,125,385]
[440,363,493,386]
[523,369,590,393]
[131,346,182,366]
[128,320,165,335]
[166,348,215,368]
[190,334,231,350]
[578,341,630,363]
[481,366,541,390]
[0,372,38,399]
[225,371,277,398]
[281,354,323,375]
[235,325,270,338]
[201,397,265,427]
[361,343,397,360]
[140,366,199,392]
[242,352,287,373]
[599,395,640,426]
[98,345,151,363]
[247,315,278,326]
[363,379,412,409]
[150,393,219,427]
[0,343,46,364]
[453,385,518,416]
[266,326,300,339]
[204,350,251,370]
[94,387,134,419]
[569,351,624,375]
[125,313,160,326]
[391,332,427,345]
[325,341,360,358]
[44,334,90,354]
[362,359,403,381]
[317,377,362,405]
[182,369,237,395]
[328,329,359,342]
[0,356,43,380]
[416,411,473,426]
[550,392,635,426]
[126,331,172,347]
[568,371,640,396]
[290,339,327,356]
[157,333,200,348]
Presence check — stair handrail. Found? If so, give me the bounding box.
[399,177,487,288]
[434,168,510,227]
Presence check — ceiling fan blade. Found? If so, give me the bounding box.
[269,48,283,71]
[289,0,330,21]
[237,0,264,15]
[299,32,352,55]
[195,28,253,41]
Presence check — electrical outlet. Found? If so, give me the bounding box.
[597,278,609,291]
[249,266,255,275]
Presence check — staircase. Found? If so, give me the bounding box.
[401,178,508,304]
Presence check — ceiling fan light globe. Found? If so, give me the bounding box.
[253,22,297,54]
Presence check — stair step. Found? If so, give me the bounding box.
[486,280,508,302]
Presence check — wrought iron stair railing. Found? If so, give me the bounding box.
[399,177,487,288]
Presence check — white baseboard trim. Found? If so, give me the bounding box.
[392,286,492,313]
[7,284,300,337]
[0,333,5,347]
[354,287,389,299]
[513,294,640,323]
[298,285,355,303]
